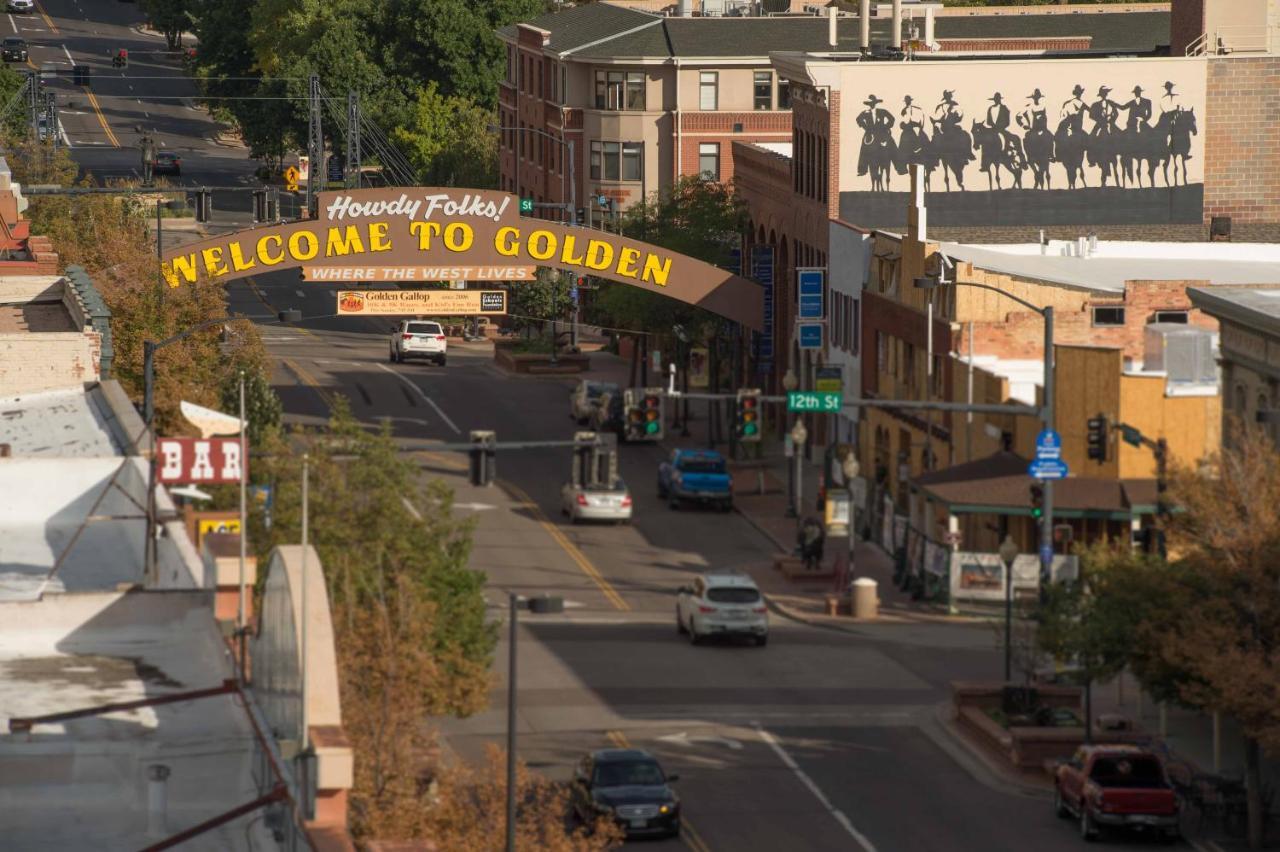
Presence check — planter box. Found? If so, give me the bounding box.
[493,342,590,374]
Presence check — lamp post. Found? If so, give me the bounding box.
[915,275,1056,591]
[506,592,564,852]
[842,453,860,555]
[791,418,808,525]
[783,369,799,518]
[999,534,1018,683]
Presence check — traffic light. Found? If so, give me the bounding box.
[623,388,664,441]
[469,430,496,487]
[640,387,664,441]
[1029,482,1044,520]
[252,188,278,223]
[194,189,212,223]
[1086,414,1108,462]
[735,388,762,443]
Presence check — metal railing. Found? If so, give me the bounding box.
[1188,25,1280,56]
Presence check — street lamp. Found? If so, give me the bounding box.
[916,275,1056,591]
[506,592,564,852]
[998,534,1019,683]
[790,419,808,523]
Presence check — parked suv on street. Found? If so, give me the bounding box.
[658,449,732,512]
[676,570,768,646]
[388,319,447,365]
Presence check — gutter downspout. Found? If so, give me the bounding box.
[673,57,682,186]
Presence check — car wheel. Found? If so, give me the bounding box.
[668,493,679,510]
[388,347,396,363]
[1080,808,1097,842]
[1053,786,1069,819]
[657,481,666,499]
[688,620,702,645]
[669,820,682,838]
[437,357,446,367]
[676,610,687,635]
[721,500,734,513]
[756,633,769,647]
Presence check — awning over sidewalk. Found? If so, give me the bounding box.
[911,451,1157,520]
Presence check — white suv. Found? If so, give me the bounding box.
[389,320,447,366]
[676,571,768,646]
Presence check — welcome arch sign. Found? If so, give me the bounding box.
[159,188,763,330]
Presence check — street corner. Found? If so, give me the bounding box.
[923,700,1056,801]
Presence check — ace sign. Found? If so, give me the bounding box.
[158,437,245,485]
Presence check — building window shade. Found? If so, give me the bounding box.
[622,142,642,181]
[590,141,602,180]
[700,71,718,111]
[754,71,772,110]
[626,72,645,110]
[778,79,792,109]
[699,142,719,180]
[603,142,621,180]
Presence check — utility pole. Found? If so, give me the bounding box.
[306,74,322,216]
[1040,307,1055,585]
[27,71,39,138]
[346,90,361,190]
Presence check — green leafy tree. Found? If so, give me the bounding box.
[140,0,192,49]
[507,267,574,334]
[393,83,498,187]
[219,364,282,446]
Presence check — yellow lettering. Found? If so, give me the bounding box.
[559,234,585,266]
[325,225,365,256]
[200,246,229,277]
[288,230,319,261]
[258,234,284,266]
[528,230,556,261]
[495,227,520,256]
[443,223,473,252]
[641,254,672,286]
[161,253,199,288]
[584,240,614,271]
[410,221,442,250]
[616,247,641,279]
[368,222,391,252]
[228,242,257,272]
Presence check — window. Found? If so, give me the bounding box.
[626,72,644,110]
[698,143,719,180]
[778,78,792,109]
[754,71,772,110]
[603,142,620,180]
[700,71,718,110]
[706,587,761,604]
[851,299,859,354]
[507,46,515,83]
[551,61,557,102]
[1092,306,1126,327]
[1153,310,1189,324]
[518,123,524,159]
[622,142,642,181]
[561,65,568,104]
[792,128,801,192]
[877,331,886,373]
[537,61,543,99]
[589,141,602,180]
[594,70,644,110]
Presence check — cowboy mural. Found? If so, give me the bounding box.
[972,92,1024,189]
[1018,88,1055,189]
[1117,85,1154,187]
[928,90,972,191]
[856,94,898,191]
[895,94,931,179]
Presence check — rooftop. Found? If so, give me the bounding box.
[1186,286,1280,334]
[0,384,135,457]
[937,240,1280,294]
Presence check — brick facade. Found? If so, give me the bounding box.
[678,111,791,183]
[1204,56,1280,225]
[936,37,1092,52]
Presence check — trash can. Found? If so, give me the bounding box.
[852,577,878,619]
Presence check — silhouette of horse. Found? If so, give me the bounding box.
[971,121,1024,190]
[928,118,972,191]
[859,129,897,191]
[1053,115,1088,190]
[1022,125,1055,190]
[1159,108,1197,187]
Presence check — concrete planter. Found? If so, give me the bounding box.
[493,340,589,374]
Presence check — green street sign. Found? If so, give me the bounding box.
[787,391,842,413]
[519,198,533,213]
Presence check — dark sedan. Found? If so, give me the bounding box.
[153,151,181,176]
[571,748,680,839]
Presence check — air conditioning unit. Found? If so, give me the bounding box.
[1144,324,1217,385]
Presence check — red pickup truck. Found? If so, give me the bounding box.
[1053,744,1181,842]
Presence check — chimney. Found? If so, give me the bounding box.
[859,0,870,52]
[892,0,903,49]
[828,5,838,48]
[677,0,691,16]
[924,6,936,47]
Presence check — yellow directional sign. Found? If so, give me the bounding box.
[284,166,299,192]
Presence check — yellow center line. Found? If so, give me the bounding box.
[500,480,629,612]
[82,89,119,148]
[248,276,314,336]
[24,59,36,71]
[34,0,58,34]
[415,449,469,473]
[281,356,334,410]
[608,730,711,852]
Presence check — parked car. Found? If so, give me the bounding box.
[388,319,447,365]
[588,390,625,438]
[152,151,181,176]
[2,38,28,63]
[568,380,618,425]
[6,0,34,14]
[561,478,631,524]
[657,449,732,511]
[35,116,49,143]
[1053,744,1180,842]
[570,749,680,839]
[676,570,768,646]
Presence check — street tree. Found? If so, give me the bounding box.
[506,267,574,336]
[140,0,192,50]
[393,83,498,188]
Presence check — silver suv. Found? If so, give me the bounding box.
[389,320,447,366]
[676,571,768,646]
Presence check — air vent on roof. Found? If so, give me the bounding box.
[1144,325,1216,385]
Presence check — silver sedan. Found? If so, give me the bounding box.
[561,480,633,524]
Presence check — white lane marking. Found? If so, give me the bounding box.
[57,119,70,149]
[295,289,305,298]
[143,111,148,118]
[755,724,879,852]
[401,496,422,521]
[60,43,72,64]
[375,362,461,435]
[7,14,15,33]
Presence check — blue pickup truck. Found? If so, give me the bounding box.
[658,449,733,512]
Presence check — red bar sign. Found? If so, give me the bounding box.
[157,437,245,484]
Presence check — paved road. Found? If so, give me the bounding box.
[231,269,1168,851]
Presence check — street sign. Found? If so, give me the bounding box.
[798,323,823,349]
[1034,429,1063,460]
[569,284,579,305]
[1040,543,1054,565]
[283,166,299,192]
[327,155,344,183]
[519,198,533,213]
[815,365,843,393]
[751,245,774,371]
[788,391,842,413]
[1027,458,1069,480]
[597,194,610,209]
[797,268,825,320]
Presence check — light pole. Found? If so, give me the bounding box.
[915,276,1056,589]
[791,418,808,525]
[155,198,185,301]
[999,534,1018,683]
[487,123,576,227]
[506,592,564,852]
[842,452,860,562]
[783,369,799,518]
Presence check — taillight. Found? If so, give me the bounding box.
[402,333,412,340]
[752,606,767,613]
[436,335,446,341]
[698,605,715,614]
[621,495,632,507]
[576,494,588,506]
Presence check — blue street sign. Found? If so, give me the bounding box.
[798,323,823,350]
[1028,458,1068,480]
[1034,429,1063,461]
[798,268,825,320]
[570,285,579,305]
[752,245,775,364]
[327,155,344,182]
[1040,543,1054,565]
[597,194,610,209]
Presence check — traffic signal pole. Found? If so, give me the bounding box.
[1041,307,1055,583]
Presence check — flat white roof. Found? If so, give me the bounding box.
[938,240,1280,294]
[753,142,792,157]
[0,387,126,457]
[959,355,1042,406]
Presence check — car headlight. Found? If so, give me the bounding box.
[659,804,673,815]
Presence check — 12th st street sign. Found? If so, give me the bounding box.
[788,391,841,413]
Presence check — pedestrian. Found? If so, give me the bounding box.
[798,516,825,572]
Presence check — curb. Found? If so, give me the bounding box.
[922,701,1053,800]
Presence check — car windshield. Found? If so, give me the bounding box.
[678,459,726,474]
[706,587,760,604]
[1089,757,1165,788]
[4,39,22,47]
[407,323,441,335]
[157,153,176,160]
[586,383,617,399]
[593,760,665,788]
[584,480,625,493]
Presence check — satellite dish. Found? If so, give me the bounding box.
[180,400,244,439]
[169,485,213,502]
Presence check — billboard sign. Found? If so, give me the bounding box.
[336,289,508,316]
[157,437,245,484]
